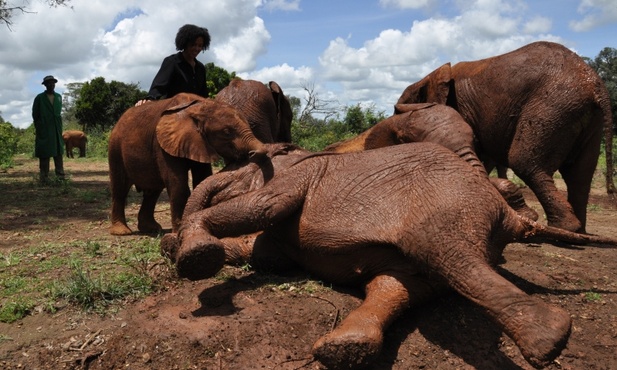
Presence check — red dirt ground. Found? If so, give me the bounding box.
[1,159,616,370]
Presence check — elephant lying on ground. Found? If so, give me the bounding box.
[62,130,87,158]
[325,102,538,220]
[215,79,293,143]
[162,143,617,369]
[396,41,615,233]
[108,93,268,235]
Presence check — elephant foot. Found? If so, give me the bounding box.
[137,219,163,235]
[547,215,583,234]
[109,222,133,236]
[508,301,571,368]
[175,235,226,281]
[312,322,383,369]
[160,233,180,263]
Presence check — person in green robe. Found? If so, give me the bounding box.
[32,75,65,183]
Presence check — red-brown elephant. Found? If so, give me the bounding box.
[215,79,293,143]
[325,103,538,220]
[62,130,87,158]
[108,93,268,236]
[396,41,614,233]
[162,143,617,369]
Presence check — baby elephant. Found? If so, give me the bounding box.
[62,130,87,158]
[167,143,617,369]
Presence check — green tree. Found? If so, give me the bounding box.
[75,77,111,130]
[587,47,617,134]
[75,77,145,131]
[62,82,85,126]
[586,47,617,194]
[205,63,236,97]
[0,121,18,168]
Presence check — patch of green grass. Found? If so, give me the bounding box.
[584,291,602,302]
[0,237,172,321]
[0,298,35,323]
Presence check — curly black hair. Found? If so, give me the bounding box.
[175,24,211,51]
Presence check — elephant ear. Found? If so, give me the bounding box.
[156,97,216,163]
[395,63,452,112]
[269,81,293,142]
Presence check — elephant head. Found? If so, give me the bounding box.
[216,79,293,143]
[395,63,452,111]
[155,94,268,164]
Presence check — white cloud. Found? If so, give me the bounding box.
[523,16,552,34]
[570,0,617,31]
[261,0,301,11]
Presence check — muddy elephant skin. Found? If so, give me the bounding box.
[62,130,87,158]
[396,41,614,233]
[215,79,293,143]
[107,93,267,236]
[325,102,539,220]
[166,143,617,369]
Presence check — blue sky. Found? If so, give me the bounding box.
[1,0,616,129]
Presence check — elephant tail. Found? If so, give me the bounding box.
[514,214,617,248]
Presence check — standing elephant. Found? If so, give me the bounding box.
[215,79,292,143]
[62,130,87,158]
[108,93,268,236]
[325,103,538,220]
[164,143,617,369]
[396,41,614,233]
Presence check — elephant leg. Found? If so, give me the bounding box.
[433,251,571,368]
[175,222,227,280]
[162,231,258,265]
[189,161,213,189]
[137,188,163,234]
[489,178,539,221]
[517,170,581,232]
[312,273,439,369]
[109,180,133,235]
[558,130,601,233]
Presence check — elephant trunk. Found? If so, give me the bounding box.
[243,135,268,161]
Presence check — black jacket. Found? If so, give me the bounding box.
[147,52,208,100]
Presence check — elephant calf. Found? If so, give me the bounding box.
[62,130,87,158]
[163,143,617,369]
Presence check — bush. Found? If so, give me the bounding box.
[84,128,110,158]
[0,123,19,169]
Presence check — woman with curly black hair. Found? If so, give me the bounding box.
[137,24,211,105]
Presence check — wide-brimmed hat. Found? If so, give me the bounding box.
[42,75,58,85]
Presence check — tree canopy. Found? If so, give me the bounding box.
[72,77,145,131]
[587,47,617,134]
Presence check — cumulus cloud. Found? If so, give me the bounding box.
[570,0,617,31]
[0,0,612,128]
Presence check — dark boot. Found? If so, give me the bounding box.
[39,157,50,184]
[53,155,65,180]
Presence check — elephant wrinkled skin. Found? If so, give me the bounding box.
[62,130,87,158]
[325,102,539,221]
[215,79,292,143]
[396,41,615,233]
[163,143,617,369]
[108,93,267,236]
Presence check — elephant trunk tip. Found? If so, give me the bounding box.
[248,148,269,163]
